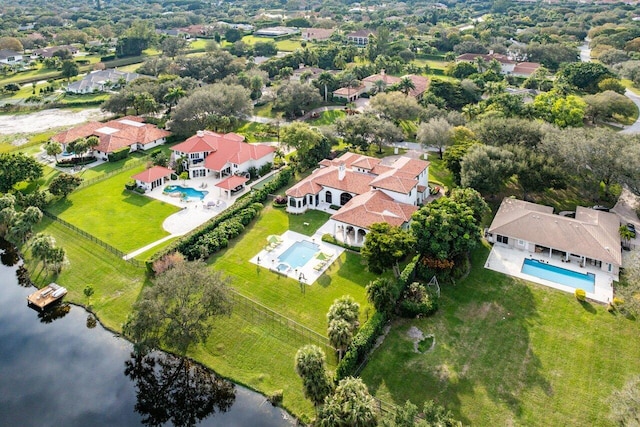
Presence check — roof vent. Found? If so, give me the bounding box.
[197,130,204,137]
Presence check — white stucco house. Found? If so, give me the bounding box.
[51,116,170,160]
[66,69,142,94]
[286,152,430,246]
[132,166,174,192]
[0,49,23,65]
[170,130,275,179]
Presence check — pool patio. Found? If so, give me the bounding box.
[485,245,615,303]
[249,230,345,285]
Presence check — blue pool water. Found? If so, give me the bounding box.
[164,185,208,200]
[521,258,595,292]
[278,240,320,270]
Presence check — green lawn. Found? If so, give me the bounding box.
[208,205,382,334]
[240,35,303,52]
[236,120,278,142]
[47,165,180,252]
[308,110,346,126]
[24,218,147,331]
[361,243,640,426]
[427,153,454,190]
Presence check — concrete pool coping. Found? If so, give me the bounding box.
[249,230,345,285]
[485,245,614,303]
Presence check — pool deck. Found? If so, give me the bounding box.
[249,230,345,285]
[485,245,615,304]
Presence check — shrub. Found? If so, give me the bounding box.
[575,288,586,301]
[107,147,129,162]
[273,195,287,207]
[258,162,273,176]
[134,186,146,194]
[336,312,387,380]
[330,204,341,210]
[152,252,185,275]
[398,282,438,318]
[267,390,283,406]
[321,233,361,252]
[124,180,137,191]
[56,156,97,166]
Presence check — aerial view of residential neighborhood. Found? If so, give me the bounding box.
[1,0,640,425]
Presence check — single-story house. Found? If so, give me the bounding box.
[66,69,142,94]
[254,27,300,37]
[301,28,335,41]
[34,45,79,58]
[346,30,375,46]
[51,116,170,160]
[332,84,367,102]
[290,66,324,83]
[132,166,174,192]
[486,198,622,276]
[456,52,541,77]
[0,49,23,65]
[286,152,429,246]
[362,71,401,93]
[171,130,275,179]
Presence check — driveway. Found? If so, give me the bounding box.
[621,89,640,134]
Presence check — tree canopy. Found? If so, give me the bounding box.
[123,260,232,354]
[317,377,378,427]
[361,223,415,274]
[0,152,43,193]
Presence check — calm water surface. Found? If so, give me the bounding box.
[0,245,294,427]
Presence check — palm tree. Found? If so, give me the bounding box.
[317,72,334,102]
[45,141,62,162]
[294,345,334,407]
[373,79,387,95]
[31,233,55,270]
[163,86,186,114]
[341,73,359,104]
[398,76,416,96]
[328,318,353,361]
[86,136,100,158]
[620,225,634,250]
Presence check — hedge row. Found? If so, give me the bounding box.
[108,147,130,162]
[335,255,420,380]
[146,167,293,273]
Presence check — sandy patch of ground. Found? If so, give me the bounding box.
[0,108,107,135]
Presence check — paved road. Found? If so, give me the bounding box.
[621,89,640,134]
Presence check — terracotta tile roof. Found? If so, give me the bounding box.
[301,28,335,40]
[351,156,382,170]
[370,170,417,194]
[332,190,417,229]
[488,198,622,266]
[513,62,541,76]
[216,175,248,190]
[403,74,430,97]
[347,29,375,38]
[456,52,515,64]
[362,74,402,85]
[390,156,430,177]
[333,85,366,96]
[172,130,274,171]
[132,166,174,183]
[51,116,170,154]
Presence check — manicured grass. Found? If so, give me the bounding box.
[308,109,346,126]
[58,92,110,104]
[361,243,640,426]
[254,103,275,118]
[133,236,180,262]
[236,120,278,142]
[47,165,180,252]
[412,58,450,71]
[24,218,147,331]
[622,79,640,96]
[240,35,303,52]
[427,153,454,190]
[399,119,418,141]
[208,205,382,334]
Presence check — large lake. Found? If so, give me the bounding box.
[0,244,294,427]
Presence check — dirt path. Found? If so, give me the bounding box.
[0,108,107,135]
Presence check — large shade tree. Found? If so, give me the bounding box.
[411,197,482,261]
[460,144,515,195]
[170,83,252,137]
[361,223,416,274]
[123,260,232,354]
[417,117,453,159]
[0,152,43,193]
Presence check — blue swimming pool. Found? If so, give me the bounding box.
[164,185,208,200]
[278,240,320,270]
[521,258,595,292]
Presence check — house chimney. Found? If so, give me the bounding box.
[489,50,494,55]
[197,130,204,137]
[380,69,385,76]
[338,163,346,181]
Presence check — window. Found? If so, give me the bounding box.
[518,239,525,247]
[497,235,509,244]
[325,192,332,204]
[289,198,296,207]
[340,192,352,205]
[190,153,199,159]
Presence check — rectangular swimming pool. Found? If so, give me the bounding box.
[278,240,320,270]
[521,258,595,293]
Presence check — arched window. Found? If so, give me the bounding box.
[325,192,332,204]
[340,192,352,205]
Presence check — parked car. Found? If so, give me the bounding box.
[627,223,636,238]
[592,205,610,212]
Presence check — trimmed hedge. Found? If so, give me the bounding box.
[146,167,293,273]
[108,147,130,162]
[336,312,387,381]
[321,233,361,252]
[335,256,420,380]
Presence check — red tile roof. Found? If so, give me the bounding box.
[333,85,366,96]
[216,175,248,190]
[456,52,515,64]
[51,116,170,154]
[331,190,417,229]
[362,74,402,85]
[403,74,430,97]
[172,130,275,172]
[391,156,430,177]
[512,62,541,76]
[370,170,417,194]
[132,166,174,183]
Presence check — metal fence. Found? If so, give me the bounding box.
[229,290,335,355]
[42,210,143,268]
[76,156,150,189]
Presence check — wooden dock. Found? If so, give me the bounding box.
[27,283,67,310]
